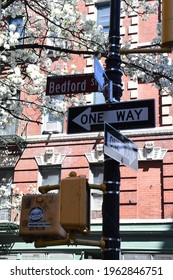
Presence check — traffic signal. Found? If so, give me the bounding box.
[162,0,173,47]
[19,193,67,242]
[59,172,90,234]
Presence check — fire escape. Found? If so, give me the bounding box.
[0,135,27,256]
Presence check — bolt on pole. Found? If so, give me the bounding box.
[102,0,123,260]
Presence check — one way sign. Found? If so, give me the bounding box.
[67,99,155,134]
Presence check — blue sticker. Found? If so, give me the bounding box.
[29,207,43,222]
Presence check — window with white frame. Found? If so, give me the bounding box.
[43,96,64,134]
[90,164,103,219]
[96,2,110,33]
[93,92,105,104]
[0,122,17,135]
[0,168,14,221]
[93,2,110,104]
[7,16,25,44]
[90,164,104,184]
[39,166,61,191]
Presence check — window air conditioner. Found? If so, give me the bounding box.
[44,121,62,134]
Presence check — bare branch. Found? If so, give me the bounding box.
[0,43,106,57]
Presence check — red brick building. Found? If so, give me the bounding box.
[0,0,173,260]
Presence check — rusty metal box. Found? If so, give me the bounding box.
[19,193,67,242]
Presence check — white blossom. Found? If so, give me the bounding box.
[9,24,16,32]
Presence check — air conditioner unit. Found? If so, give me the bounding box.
[44,121,62,133]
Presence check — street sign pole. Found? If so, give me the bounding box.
[102,0,122,260]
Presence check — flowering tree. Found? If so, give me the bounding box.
[0,0,107,129]
[0,180,37,222]
[0,0,172,130]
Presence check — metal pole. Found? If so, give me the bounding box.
[102,0,122,260]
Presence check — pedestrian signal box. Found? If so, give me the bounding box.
[19,193,67,243]
[60,173,90,234]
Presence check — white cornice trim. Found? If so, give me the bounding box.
[122,126,173,138]
[25,132,103,143]
[24,126,173,144]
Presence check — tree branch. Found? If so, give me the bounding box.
[0,104,42,124]
[0,43,106,57]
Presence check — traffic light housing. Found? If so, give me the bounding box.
[19,171,90,245]
[59,173,90,234]
[162,0,173,47]
[19,193,67,242]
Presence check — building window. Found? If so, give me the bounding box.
[0,122,17,135]
[7,16,24,44]
[97,3,110,33]
[43,96,64,134]
[43,112,63,134]
[90,164,103,220]
[93,92,105,104]
[90,164,103,184]
[35,149,65,189]
[0,168,14,221]
[39,166,61,189]
[94,2,110,104]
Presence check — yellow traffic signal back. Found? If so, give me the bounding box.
[162,0,173,47]
[19,193,67,242]
[59,173,90,234]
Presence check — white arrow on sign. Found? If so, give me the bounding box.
[104,123,138,171]
[72,106,149,131]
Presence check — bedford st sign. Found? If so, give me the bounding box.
[46,73,99,95]
[67,99,155,134]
